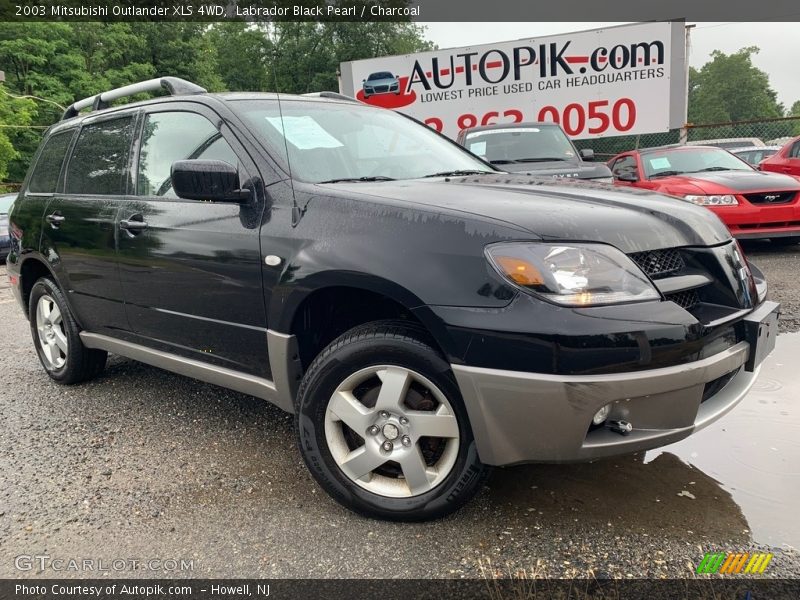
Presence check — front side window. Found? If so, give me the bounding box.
[231,100,494,184]
[66,117,135,195]
[641,147,753,179]
[27,130,74,193]
[137,112,240,197]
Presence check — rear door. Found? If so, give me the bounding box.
[116,104,269,377]
[41,113,136,333]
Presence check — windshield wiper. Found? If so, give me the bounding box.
[317,176,396,183]
[688,167,737,173]
[421,170,493,178]
[489,159,519,164]
[650,170,684,178]
[515,157,569,163]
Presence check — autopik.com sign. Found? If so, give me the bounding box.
[339,21,687,140]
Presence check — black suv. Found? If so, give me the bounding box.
[7,77,779,521]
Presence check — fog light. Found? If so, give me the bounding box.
[592,404,611,425]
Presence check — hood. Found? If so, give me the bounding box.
[499,161,612,180]
[321,174,731,254]
[661,169,800,193]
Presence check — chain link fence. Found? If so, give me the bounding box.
[574,116,800,161]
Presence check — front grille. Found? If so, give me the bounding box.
[665,289,699,310]
[743,191,796,205]
[374,85,389,93]
[629,249,685,279]
[738,220,800,230]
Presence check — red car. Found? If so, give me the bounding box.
[609,145,800,244]
[760,135,800,176]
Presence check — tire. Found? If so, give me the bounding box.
[295,320,490,521]
[771,236,800,246]
[29,277,107,384]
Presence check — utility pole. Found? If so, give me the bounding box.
[679,24,695,145]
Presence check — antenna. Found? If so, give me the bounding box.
[273,80,302,227]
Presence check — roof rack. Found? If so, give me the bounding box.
[61,77,207,121]
[302,91,360,103]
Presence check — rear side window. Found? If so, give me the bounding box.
[66,116,135,195]
[137,111,240,197]
[27,130,74,193]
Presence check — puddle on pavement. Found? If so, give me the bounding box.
[646,331,800,550]
[489,332,799,550]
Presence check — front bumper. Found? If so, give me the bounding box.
[452,340,756,466]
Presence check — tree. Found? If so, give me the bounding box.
[0,21,433,184]
[788,101,800,136]
[688,47,784,124]
[0,91,37,184]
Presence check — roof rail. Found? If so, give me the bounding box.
[302,91,360,103]
[61,77,207,121]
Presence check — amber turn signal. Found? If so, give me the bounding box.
[493,256,544,286]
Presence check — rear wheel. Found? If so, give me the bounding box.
[295,320,489,521]
[29,277,107,384]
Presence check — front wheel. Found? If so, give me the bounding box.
[295,320,490,521]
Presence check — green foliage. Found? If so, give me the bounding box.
[688,47,783,124]
[0,21,432,183]
[0,91,37,182]
[788,101,800,136]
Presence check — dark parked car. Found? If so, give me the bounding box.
[7,78,779,521]
[456,122,613,181]
[362,71,401,98]
[0,193,16,263]
[609,145,800,244]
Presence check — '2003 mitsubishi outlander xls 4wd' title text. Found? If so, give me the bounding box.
[7,78,779,520]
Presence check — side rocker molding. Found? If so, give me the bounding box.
[79,332,292,411]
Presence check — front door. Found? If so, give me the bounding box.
[116,107,269,378]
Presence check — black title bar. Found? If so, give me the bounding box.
[1,0,799,22]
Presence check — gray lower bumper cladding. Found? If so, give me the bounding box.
[452,341,755,466]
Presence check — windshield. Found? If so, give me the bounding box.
[463,126,577,164]
[233,100,494,183]
[642,147,753,178]
[368,72,394,81]
[0,194,16,213]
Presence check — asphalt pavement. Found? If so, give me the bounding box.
[1,240,798,579]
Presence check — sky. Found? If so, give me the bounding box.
[419,22,799,109]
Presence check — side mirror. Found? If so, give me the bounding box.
[171,160,250,202]
[579,148,595,161]
[615,171,639,183]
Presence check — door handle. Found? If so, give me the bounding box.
[119,215,148,233]
[46,212,65,227]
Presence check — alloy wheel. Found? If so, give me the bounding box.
[324,365,460,498]
[35,294,67,370]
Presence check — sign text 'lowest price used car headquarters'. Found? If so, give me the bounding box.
[340,21,687,140]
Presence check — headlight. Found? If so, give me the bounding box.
[486,242,660,307]
[683,194,738,206]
